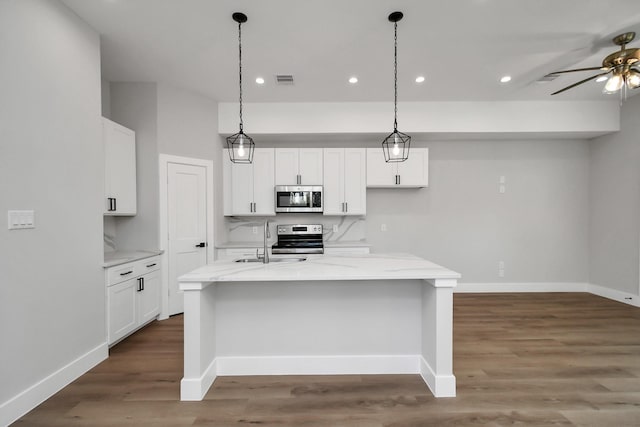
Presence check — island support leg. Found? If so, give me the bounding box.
[180,283,217,401]
[420,279,456,397]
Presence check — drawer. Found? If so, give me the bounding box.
[107,262,138,286]
[139,256,160,274]
[106,256,161,286]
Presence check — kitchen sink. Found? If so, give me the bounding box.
[234,257,307,263]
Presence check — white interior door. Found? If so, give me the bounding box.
[168,163,208,315]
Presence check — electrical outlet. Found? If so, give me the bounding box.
[498,261,505,277]
[252,226,258,234]
[381,223,387,232]
[332,224,339,233]
[499,176,506,193]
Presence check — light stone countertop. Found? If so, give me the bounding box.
[179,253,460,290]
[103,250,163,268]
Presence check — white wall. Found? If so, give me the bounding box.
[367,139,590,283]
[589,95,640,295]
[107,83,223,251]
[0,0,105,422]
[221,139,590,284]
[109,82,159,251]
[156,84,225,247]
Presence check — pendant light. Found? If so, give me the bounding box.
[226,12,255,164]
[382,11,410,163]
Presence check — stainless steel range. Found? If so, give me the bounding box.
[271,224,323,254]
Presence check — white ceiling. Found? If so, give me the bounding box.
[62,0,640,103]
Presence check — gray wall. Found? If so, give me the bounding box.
[0,0,104,409]
[367,139,590,283]
[589,95,640,295]
[222,139,591,284]
[109,82,159,251]
[107,83,221,251]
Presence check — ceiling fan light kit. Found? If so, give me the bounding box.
[226,12,255,164]
[546,31,640,97]
[382,11,411,163]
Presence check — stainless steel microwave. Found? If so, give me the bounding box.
[275,185,323,213]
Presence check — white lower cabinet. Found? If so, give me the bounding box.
[106,257,161,345]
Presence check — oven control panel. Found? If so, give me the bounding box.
[277,224,323,235]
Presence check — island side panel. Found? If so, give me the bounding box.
[420,279,456,397]
[180,282,217,401]
[214,280,422,373]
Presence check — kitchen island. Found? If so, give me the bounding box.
[178,253,460,400]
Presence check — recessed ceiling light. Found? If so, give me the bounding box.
[500,75,512,83]
[348,76,358,84]
[255,77,265,85]
[595,75,608,83]
[415,76,425,83]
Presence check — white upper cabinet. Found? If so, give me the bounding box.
[223,148,275,216]
[275,148,323,185]
[366,147,429,188]
[103,118,137,215]
[323,148,366,216]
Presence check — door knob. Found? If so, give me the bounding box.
[195,242,207,248]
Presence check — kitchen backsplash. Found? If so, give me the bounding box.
[225,214,366,244]
[104,216,117,253]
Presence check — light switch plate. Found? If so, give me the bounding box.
[8,210,35,230]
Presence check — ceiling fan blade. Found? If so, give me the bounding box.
[551,71,611,95]
[546,67,607,76]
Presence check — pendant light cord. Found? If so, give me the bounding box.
[393,21,398,132]
[238,21,244,132]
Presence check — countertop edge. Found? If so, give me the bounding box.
[103,250,164,268]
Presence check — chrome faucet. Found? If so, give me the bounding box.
[256,220,270,264]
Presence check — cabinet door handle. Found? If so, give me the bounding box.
[113,198,117,211]
[141,277,144,291]
[297,174,301,185]
[137,277,142,292]
[345,202,348,213]
[398,175,401,185]
[195,243,206,248]
[146,263,157,267]
[120,270,133,276]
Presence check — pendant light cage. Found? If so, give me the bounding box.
[382,130,411,162]
[227,12,255,164]
[382,11,410,163]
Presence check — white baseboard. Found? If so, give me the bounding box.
[455,282,640,308]
[0,342,108,426]
[216,355,419,376]
[180,358,218,401]
[588,283,640,308]
[419,357,456,398]
[455,282,589,293]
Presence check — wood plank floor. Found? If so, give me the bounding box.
[15,293,640,426]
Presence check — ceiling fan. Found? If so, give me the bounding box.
[546,31,640,95]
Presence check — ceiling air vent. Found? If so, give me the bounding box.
[276,74,294,85]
